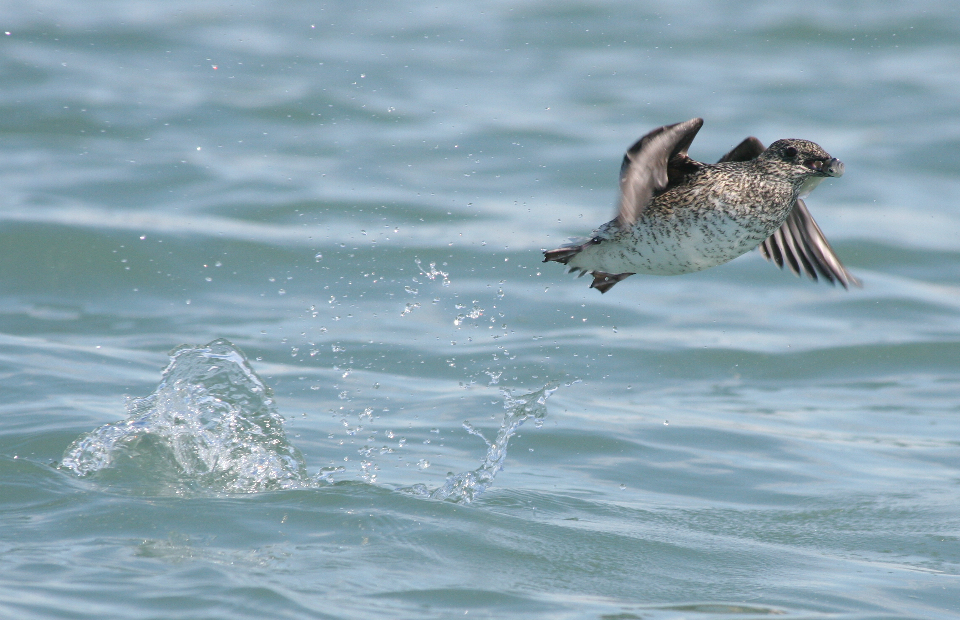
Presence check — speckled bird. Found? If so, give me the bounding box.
[543,118,860,293]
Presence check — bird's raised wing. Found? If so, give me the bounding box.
[616,117,704,228]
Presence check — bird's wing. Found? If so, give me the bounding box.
[717,136,765,163]
[758,199,862,289]
[616,117,703,228]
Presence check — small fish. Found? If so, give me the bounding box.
[543,118,860,293]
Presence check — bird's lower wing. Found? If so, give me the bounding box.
[758,199,861,289]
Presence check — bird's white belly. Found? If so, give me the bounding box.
[569,211,772,276]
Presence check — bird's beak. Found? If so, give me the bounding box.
[805,157,844,177]
[823,158,844,177]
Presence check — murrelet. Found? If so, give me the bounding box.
[543,118,859,293]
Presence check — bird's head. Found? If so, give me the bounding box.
[760,139,844,178]
[757,138,843,198]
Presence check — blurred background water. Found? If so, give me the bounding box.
[2,1,960,618]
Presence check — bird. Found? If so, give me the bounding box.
[543,118,860,293]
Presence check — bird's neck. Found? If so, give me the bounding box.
[797,175,825,198]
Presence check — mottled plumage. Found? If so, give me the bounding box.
[544,118,860,293]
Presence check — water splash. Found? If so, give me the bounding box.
[60,339,314,494]
[405,382,558,504]
[414,258,450,286]
[453,302,484,326]
[60,339,561,501]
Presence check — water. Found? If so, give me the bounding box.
[2,1,960,618]
[60,339,313,494]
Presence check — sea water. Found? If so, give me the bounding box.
[2,2,960,618]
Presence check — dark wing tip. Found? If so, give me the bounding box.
[717,136,765,163]
[664,118,704,159]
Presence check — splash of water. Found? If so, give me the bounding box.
[60,338,561,500]
[60,339,313,494]
[414,258,450,286]
[405,382,558,504]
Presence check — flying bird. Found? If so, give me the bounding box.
[543,118,860,293]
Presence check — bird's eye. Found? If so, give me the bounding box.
[784,146,798,158]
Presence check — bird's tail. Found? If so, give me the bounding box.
[542,238,599,265]
[543,239,634,293]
